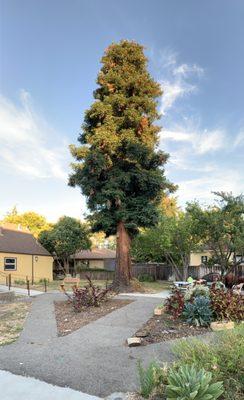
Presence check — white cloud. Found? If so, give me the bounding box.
[233,130,244,147]
[159,51,204,115]
[0,91,69,179]
[161,126,226,155]
[177,169,244,206]
[173,63,204,77]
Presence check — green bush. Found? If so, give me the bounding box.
[165,364,223,400]
[137,361,166,398]
[138,273,155,282]
[14,279,26,285]
[184,284,210,301]
[182,296,213,326]
[173,325,244,399]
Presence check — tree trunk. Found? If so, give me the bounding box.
[63,258,70,275]
[112,221,132,290]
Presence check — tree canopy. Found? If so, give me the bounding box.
[187,192,244,276]
[3,208,51,237]
[39,216,91,273]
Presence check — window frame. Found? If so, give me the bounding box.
[4,257,17,271]
[201,255,208,264]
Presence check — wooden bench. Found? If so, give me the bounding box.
[60,277,80,291]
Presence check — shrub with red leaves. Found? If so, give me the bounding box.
[165,288,185,319]
[64,276,110,311]
[210,287,244,322]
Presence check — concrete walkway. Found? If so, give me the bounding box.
[0,284,43,296]
[120,290,170,299]
[0,370,101,400]
[0,293,174,397]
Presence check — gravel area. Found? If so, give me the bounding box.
[55,298,133,336]
[134,312,211,345]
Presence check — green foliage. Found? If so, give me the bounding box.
[39,216,91,261]
[69,40,174,238]
[173,325,244,399]
[187,192,244,275]
[138,360,166,398]
[138,273,155,282]
[165,364,223,400]
[3,208,51,237]
[183,296,213,327]
[184,285,210,301]
[14,279,26,285]
[132,212,201,280]
[210,288,244,321]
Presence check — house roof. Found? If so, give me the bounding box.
[0,227,51,256]
[73,248,116,260]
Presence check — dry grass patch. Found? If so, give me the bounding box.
[0,302,31,345]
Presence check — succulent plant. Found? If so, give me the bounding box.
[165,364,223,400]
[183,295,213,326]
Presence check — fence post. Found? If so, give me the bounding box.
[8,274,11,291]
[44,279,47,292]
[27,279,30,296]
[6,275,8,287]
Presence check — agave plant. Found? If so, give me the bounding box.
[183,295,213,326]
[165,365,223,400]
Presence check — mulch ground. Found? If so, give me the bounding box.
[134,312,211,345]
[54,298,133,336]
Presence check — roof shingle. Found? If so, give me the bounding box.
[0,227,51,256]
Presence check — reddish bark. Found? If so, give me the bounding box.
[112,221,132,289]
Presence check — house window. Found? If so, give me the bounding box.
[201,256,208,264]
[4,257,17,271]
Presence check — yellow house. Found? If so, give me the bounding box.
[72,248,116,270]
[0,226,53,283]
[189,250,213,266]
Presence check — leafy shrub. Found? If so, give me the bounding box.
[173,325,244,399]
[137,361,167,398]
[38,278,49,284]
[138,273,155,282]
[165,364,223,400]
[64,276,110,311]
[210,287,244,321]
[14,279,26,285]
[184,284,210,301]
[183,296,213,326]
[165,288,185,319]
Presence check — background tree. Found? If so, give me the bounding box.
[69,40,174,289]
[3,208,51,237]
[39,216,91,274]
[187,192,244,276]
[132,211,200,280]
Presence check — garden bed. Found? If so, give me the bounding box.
[134,312,211,345]
[54,298,133,336]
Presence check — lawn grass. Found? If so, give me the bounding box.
[2,278,172,293]
[0,302,31,345]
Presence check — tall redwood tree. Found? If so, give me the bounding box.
[69,40,174,290]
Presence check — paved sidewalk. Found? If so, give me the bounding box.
[120,290,170,299]
[0,284,43,296]
[0,293,174,397]
[0,370,101,400]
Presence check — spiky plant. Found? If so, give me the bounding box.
[165,365,223,400]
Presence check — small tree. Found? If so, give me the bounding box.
[187,192,244,276]
[39,216,91,274]
[69,40,174,289]
[132,212,199,280]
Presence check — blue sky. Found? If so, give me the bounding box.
[0,0,244,221]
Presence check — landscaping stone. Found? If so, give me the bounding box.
[210,321,234,331]
[127,337,142,347]
[154,307,165,316]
